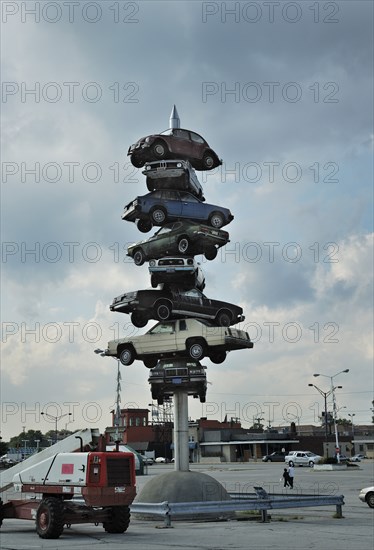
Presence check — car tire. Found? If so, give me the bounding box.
[209,212,225,229]
[202,151,215,170]
[131,312,148,328]
[130,155,145,168]
[199,394,206,403]
[103,505,130,534]
[137,219,152,233]
[154,300,172,321]
[177,237,190,254]
[204,247,217,261]
[151,207,167,225]
[366,492,374,508]
[144,357,158,369]
[216,310,232,327]
[133,248,145,266]
[119,346,135,366]
[209,351,226,364]
[308,461,315,467]
[152,141,167,159]
[187,338,206,361]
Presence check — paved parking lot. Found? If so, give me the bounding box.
[1,461,373,550]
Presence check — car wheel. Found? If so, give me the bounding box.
[202,152,215,170]
[144,357,158,369]
[204,247,217,261]
[199,394,206,403]
[119,346,135,366]
[133,248,145,266]
[137,219,152,233]
[209,212,224,229]
[187,339,206,360]
[36,497,65,539]
[308,461,315,467]
[209,351,226,364]
[216,310,232,327]
[177,237,190,254]
[131,312,148,328]
[366,492,374,508]
[151,207,167,225]
[152,141,167,159]
[130,155,145,168]
[155,300,172,321]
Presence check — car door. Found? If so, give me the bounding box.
[179,192,207,221]
[169,129,193,156]
[136,321,177,354]
[179,289,210,318]
[159,190,183,218]
[189,131,207,160]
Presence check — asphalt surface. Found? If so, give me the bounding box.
[1,460,373,550]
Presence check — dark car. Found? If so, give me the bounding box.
[148,358,207,405]
[127,221,229,265]
[109,287,245,328]
[262,452,286,463]
[122,189,233,233]
[143,160,204,200]
[148,257,205,291]
[128,128,222,171]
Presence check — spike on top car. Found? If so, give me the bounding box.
[127,128,222,171]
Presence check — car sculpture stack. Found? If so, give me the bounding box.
[105,107,253,403]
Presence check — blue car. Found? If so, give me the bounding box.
[121,189,234,233]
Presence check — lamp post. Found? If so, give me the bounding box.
[41,412,72,443]
[348,413,355,438]
[313,369,349,463]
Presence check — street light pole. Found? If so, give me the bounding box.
[308,383,341,455]
[41,412,72,443]
[348,413,355,439]
[313,369,349,463]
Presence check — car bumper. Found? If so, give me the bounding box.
[224,336,254,349]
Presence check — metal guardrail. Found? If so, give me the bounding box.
[130,486,345,526]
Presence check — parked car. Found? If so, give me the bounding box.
[140,456,154,465]
[127,221,230,265]
[122,189,233,233]
[0,455,17,468]
[262,452,286,462]
[128,127,222,171]
[143,160,204,200]
[350,454,367,462]
[109,287,245,328]
[154,457,168,463]
[104,317,254,368]
[149,358,207,405]
[284,451,322,467]
[359,486,374,508]
[148,257,205,291]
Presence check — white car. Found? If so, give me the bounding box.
[105,318,253,368]
[154,457,167,463]
[359,486,374,508]
[285,451,322,467]
[350,454,367,462]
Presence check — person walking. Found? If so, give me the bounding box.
[282,468,291,488]
[287,464,295,488]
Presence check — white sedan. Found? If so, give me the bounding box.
[359,486,374,508]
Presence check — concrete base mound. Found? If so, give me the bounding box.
[134,471,232,521]
[136,470,231,503]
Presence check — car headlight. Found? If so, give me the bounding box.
[145,137,150,143]
[149,259,156,267]
[146,165,151,170]
[176,162,182,168]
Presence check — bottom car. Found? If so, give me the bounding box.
[148,358,207,405]
[359,486,374,508]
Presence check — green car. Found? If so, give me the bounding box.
[127,220,229,265]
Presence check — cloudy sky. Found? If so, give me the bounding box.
[1,0,373,442]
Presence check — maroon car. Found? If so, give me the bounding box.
[127,128,222,171]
